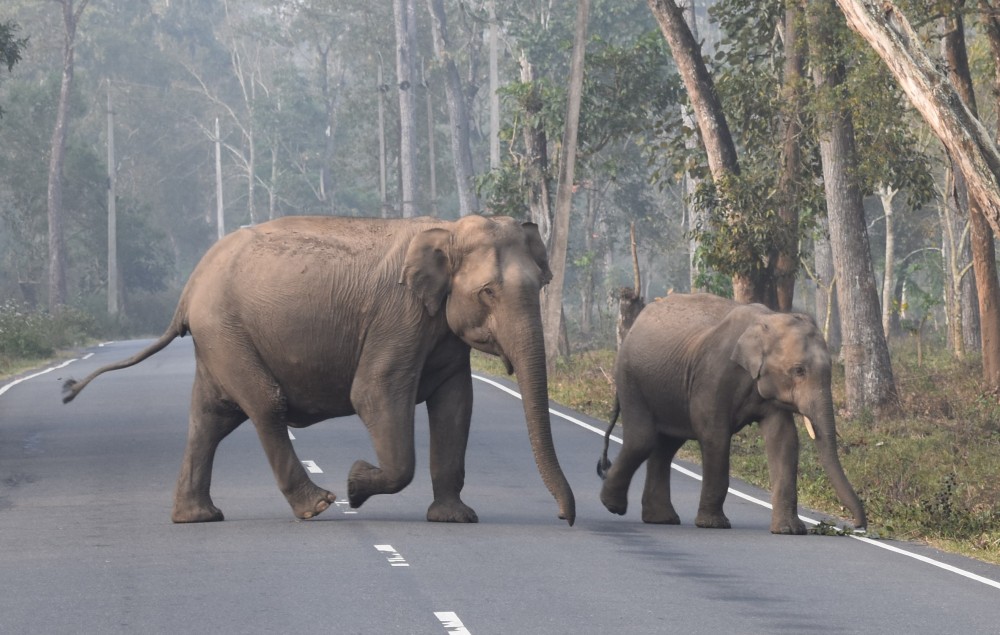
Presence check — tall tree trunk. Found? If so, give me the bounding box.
[488,0,501,170]
[543,0,589,371]
[317,43,344,214]
[834,0,1000,236]
[775,2,806,311]
[580,184,599,335]
[946,3,1000,391]
[426,0,479,216]
[648,0,773,304]
[813,219,842,349]
[810,1,900,417]
[518,54,552,245]
[377,54,389,217]
[940,174,971,358]
[878,185,897,339]
[679,0,703,292]
[393,0,419,217]
[47,0,89,312]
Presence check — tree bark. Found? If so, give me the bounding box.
[47,0,89,312]
[488,0,501,170]
[543,0,589,371]
[679,0,704,292]
[810,1,900,417]
[648,0,773,305]
[393,0,419,217]
[878,185,897,339]
[518,54,552,245]
[834,0,1000,237]
[946,2,1000,391]
[813,219,842,349]
[775,2,806,312]
[647,0,739,181]
[426,0,479,216]
[580,184,599,335]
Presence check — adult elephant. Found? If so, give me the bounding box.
[597,293,865,534]
[64,215,575,526]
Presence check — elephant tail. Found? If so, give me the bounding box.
[596,396,621,479]
[62,321,184,404]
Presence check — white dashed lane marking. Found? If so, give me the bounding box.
[301,460,322,474]
[334,500,357,514]
[374,544,409,567]
[434,611,471,634]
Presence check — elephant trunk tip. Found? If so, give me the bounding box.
[560,497,576,527]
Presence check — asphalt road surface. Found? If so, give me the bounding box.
[1,338,998,634]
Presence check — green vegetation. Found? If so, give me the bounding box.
[0,302,97,378]
[473,341,1000,566]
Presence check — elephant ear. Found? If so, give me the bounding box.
[399,227,452,316]
[522,222,553,285]
[732,320,768,379]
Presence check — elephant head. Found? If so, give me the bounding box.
[732,310,867,530]
[399,215,575,525]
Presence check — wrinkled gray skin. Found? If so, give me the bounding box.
[597,293,865,534]
[64,215,575,526]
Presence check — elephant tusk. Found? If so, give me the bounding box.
[803,416,816,440]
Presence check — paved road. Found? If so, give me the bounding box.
[1,338,998,634]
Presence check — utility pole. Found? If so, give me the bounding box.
[215,117,224,240]
[106,84,118,317]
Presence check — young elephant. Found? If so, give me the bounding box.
[597,293,866,534]
[64,214,575,526]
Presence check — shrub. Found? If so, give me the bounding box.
[0,301,96,370]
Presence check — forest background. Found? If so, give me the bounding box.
[0,0,998,563]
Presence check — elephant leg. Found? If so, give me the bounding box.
[424,370,477,523]
[641,434,685,524]
[251,412,338,520]
[348,371,417,510]
[600,400,656,516]
[760,413,806,535]
[229,356,337,520]
[695,434,732,529]
[172,369,246,523]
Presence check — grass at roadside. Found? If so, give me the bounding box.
[0,302,97,380]
[472,343,1000,566]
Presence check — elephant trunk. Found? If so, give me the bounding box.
[503,316,576,526]
[807,399,867,530]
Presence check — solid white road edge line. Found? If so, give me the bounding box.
[471,373,1000,591]
[0,358,79,398]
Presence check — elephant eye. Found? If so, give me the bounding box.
[479,285,496,300]
[791,365,806,378]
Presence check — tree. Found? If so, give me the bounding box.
[393,0,419,217]
[775,2,806,311]
[941,1,1000,392]
[47,0,90,312]
[648,0,798,307]
[0,19,28,118]
[543,0,589,370]
[809,0,899,417]
[834,0,1000,237]
[426,0,479,216]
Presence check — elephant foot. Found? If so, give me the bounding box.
[642,507,681,525]
[172,500,225,523]
[427,499,479,523]
[599,485,628,516]
[771,516,807,535]
[695,510,731,529]
[288,483,337,520]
